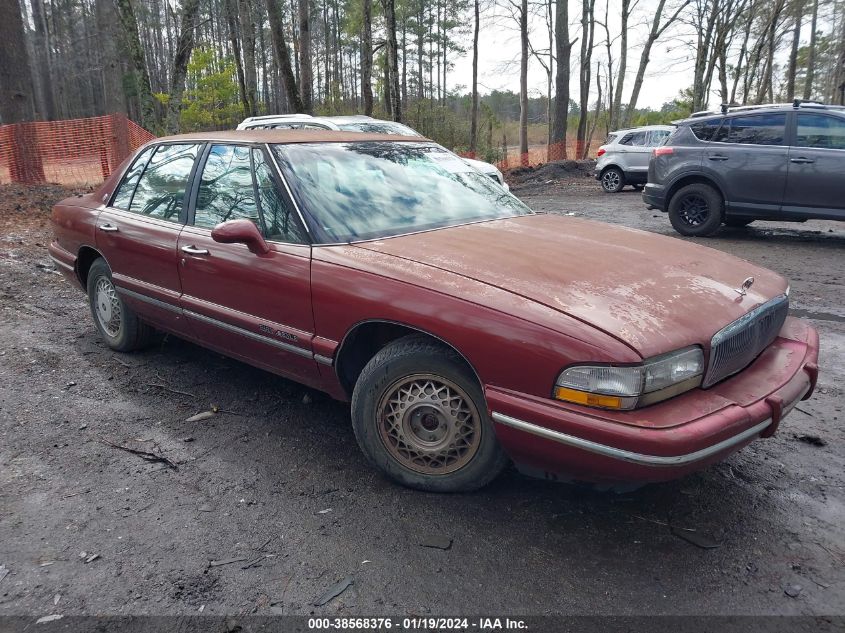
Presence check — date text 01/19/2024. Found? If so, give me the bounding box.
[307,617,529,630]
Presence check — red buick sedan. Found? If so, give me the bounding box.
[49,130,820,492]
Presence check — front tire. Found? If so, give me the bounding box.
[87,258,154,352]
[351,335,508,492]
[668,183,723,237]
[600,167,625,193]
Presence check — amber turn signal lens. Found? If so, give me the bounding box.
[554,386,625,409]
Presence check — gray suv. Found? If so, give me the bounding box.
[643,102,845,236]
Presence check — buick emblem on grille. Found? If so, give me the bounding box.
[735,276,755,297]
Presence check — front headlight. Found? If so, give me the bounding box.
[554,346,704,410]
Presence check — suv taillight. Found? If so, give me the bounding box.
[597,148,606,157]
[653,147,674,157]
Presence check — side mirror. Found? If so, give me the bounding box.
[211,219,270,255]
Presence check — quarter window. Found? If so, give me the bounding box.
[194,145,261,229]
[725,114,786,145]
[111,146,155,210]
[796,114,845,150]
[129,144,201,221]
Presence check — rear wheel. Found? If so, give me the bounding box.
[724,217,754,227]
[351,335,508,492]
[87,258,154,352]
[600,167,625,193]
[668,183,723,237]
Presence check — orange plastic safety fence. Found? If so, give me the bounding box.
[0,113,156,186]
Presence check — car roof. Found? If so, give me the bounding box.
[609,124,674,135]
[153,129,430,144]
[677,102,845,125]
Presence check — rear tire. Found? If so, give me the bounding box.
[668,183,723,237]
[351,335,508,492]
[600,167,625,193]
[87,258,154,352]
[724,217,754,227]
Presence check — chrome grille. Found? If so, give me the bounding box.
[703,295,789,388]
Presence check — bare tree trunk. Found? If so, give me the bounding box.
[519,0,529,164]
[239,0,258,116]
[552,0,573,157]
[29,0,57,119]
[610,0,630,130]
[469,0,479,154]
[381,0,401,120]
[785,1,802,100]
[803,0,818,99]
[576,0,595,158]
[164,0,200,133]
[266,0,303,112]
[226,0,250,116]
[361,0,373,114]
[115,0,157,129]
[299,0,312,112]
[95,0,127,116]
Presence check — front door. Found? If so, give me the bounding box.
[177,143,319,383]
[96,142,203,334]
[781,112,845,220]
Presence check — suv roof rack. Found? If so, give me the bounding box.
[241,113,313,122]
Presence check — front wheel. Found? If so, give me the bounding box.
[600,167,625,193]
[351,335,508,492]
[668,183,723,237]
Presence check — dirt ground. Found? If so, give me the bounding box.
[0,177,843,620]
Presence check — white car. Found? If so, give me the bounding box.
[237,114,508,190]
[595,124,674,193]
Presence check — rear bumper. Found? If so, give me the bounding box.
[486,317,819,484]
[642,183,666,210]
[48,241,81,289]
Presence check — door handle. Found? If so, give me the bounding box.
[181,245,209,255]
[790,157,815,164]
[708,154,729,161]
[98,223,119,232]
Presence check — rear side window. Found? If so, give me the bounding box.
[724,114,786,145]
[690,119,723,141]
[619,131,648,146]
[111,147,155,210]
[129,144,201,222]
[646,129,671,146]
[796,114,845,150]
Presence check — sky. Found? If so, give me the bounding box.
[447,0,698,111]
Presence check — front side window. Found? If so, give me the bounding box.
[194,145,260,229]
[796,114,845,150]
[129,143,201,221]
[252,150,308,244]
[271,141,533,243]
[111,146,155,210]
[725,114,786,145]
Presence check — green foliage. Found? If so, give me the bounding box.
[179,47,243,132]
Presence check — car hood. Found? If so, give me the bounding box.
[353,214,788,358]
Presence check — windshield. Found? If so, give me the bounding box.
[336,121,422,136]
[271,142,532,243]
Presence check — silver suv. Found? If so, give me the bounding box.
[595,125,674,193]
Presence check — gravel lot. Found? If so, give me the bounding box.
[1,177,843,619]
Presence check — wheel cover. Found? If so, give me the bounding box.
[95,277,122,337]
[602,170,621,190]
[377,373,482,475]
[678,194,710,226]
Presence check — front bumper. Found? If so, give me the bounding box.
[487,317,819,484]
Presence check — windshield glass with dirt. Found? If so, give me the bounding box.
[271,141,532,243]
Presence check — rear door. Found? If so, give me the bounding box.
[705,113,789,215]
[96,142,203,334]
[616,130,652,175]
[782,112,845,220]
[176,143,319,383]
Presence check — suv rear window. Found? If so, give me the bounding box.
[689,119,723,141]
[721,113,786,145]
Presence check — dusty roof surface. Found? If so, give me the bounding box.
[153,129,429,144]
